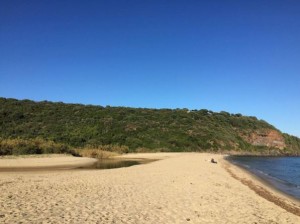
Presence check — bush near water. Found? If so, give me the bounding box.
[1,97,300,156]
[0,138,72,155]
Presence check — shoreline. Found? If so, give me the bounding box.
[1,153,300,223]
[225,155,300,202]
[223,155,300,216]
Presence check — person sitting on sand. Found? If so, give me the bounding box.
[211,158,217,164]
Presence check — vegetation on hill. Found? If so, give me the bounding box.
[283,134,300,154]
[0,97,299,156]
[0,138,73,156]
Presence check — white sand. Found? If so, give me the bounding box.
[0,153,300,223]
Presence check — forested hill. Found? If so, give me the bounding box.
[1,97,300,155]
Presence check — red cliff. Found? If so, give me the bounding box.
[240,129,286,149]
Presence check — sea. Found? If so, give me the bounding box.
[228,156,300,200]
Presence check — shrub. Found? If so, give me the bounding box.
[0,138,71,156]
[84,144,129,154]
[76,148,118,159]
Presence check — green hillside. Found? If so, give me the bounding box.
[1,97,300,155]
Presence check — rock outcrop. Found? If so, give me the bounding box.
[241,129,286,149]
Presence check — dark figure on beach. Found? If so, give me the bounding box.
[211,158,217,164]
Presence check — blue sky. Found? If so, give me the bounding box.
[0,0,300,137]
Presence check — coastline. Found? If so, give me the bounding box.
[225,155,300,201]
[1,153,300,223]
[223,156,300,216]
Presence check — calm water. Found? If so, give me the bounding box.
[228,156,300,200]
[85,158,158,170]
[88,159,143,169]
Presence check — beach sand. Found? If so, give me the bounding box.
[0,154,97,171]
[1,153,300,223]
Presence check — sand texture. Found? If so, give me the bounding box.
[0,155,97,171]
[1,153,300,223]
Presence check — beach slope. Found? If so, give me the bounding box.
[0,153,300,223]
[0,155,97,171]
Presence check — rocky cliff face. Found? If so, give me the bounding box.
[241,129,286,149]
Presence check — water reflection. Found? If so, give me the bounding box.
[87,158,154,170]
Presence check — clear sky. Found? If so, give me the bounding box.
[0,0,299,137]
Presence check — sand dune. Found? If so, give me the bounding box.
[1,153,300,223]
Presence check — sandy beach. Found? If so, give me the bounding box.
[1,153,300,223]
[0,154,97,171]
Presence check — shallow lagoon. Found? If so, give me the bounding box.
[86,158,155,169]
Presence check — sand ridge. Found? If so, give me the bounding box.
[1,153,300,223]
